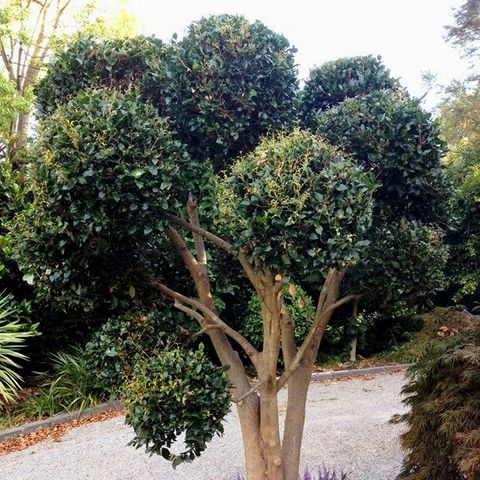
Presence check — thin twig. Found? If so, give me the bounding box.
[233,381,265,404]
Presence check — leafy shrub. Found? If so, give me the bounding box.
[299,55,399,129]
[316,89,448,222]
[86,307,193,392]
[445,142,480,308]
[0,292,37,406]
[35,35,166,116]
[219,129,374,283]
[388,307,474,363]
[11,89,190,312]
[147,14,298,171]
[123,344,231,467]
[395,310,480,479]
[15,345,105,419]
[351,219,449,313]
[242,285,315,351]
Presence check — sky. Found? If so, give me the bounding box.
[123,0,471,110]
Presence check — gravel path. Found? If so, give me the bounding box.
[0,372,407,480]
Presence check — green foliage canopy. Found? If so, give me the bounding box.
[299,55,399,129]
[11,89,189,312]
[219,129,375,283]
[147,15,299,172]
[316,89,448,222]
[35,35,166,116]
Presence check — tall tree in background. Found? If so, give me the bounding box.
[446,0,480,59]
[0,0,136,158]
[0,0,74,153]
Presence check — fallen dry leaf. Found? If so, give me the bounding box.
[0,409,125,456]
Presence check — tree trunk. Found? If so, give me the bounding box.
[349,299,359,362]
[15,111,30,150]
[256,279,284,479]
[349,336,357,362]
[282,367,311,480]
[282,270,344,480]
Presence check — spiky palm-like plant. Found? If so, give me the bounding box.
[0,293,36,406]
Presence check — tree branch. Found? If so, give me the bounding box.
[173,299,206,326]
[187,193,207,266]
[276,293,361,391]
[168,212,261,297]
[149,280,260,367]
[168,214,233,253]
[232,380,265,404]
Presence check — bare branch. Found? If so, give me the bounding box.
[149,280,260,367]
[276,292,361,391]
[169,211,262,296]
[187,193,207,266]
[192,324,222,338]
[167,226,198,274]
[0,42,17,83]
[233,380,265,404]
[173,299,206,326]
[168,213,233,253]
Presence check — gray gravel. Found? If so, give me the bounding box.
[0,372,407,480]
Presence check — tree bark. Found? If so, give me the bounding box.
[15,111,29,150]
[281,270,344,480]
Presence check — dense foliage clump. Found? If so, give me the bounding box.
[11,90,189,312]
[396,310,480,480]
[124,344,231,467]
[147,15,298,171]
[352,219,448,312]
[316,89,448,221]
[299,55,399,129]
[35,35,166,116]
[86,307,193,392]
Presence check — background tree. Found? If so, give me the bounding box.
[445,0,480,60]
[443,143,480,309]
[0,0,74,152]
[0,0,138,156]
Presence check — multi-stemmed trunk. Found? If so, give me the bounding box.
[151,196,357,480]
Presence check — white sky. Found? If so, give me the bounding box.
[124,0,471,110]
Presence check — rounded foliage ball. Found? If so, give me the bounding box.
[219,129,374,283]
[123,344,231,467]
[350,218,448,313]
[148,14,298,171]
[12,89,189,310]
[316,89,448,221]
[86,306,194,392]
[299,55,399,129]
[35,35,166,116]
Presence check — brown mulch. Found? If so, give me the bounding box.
[0,408,126,456]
